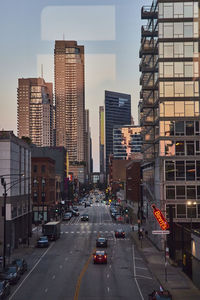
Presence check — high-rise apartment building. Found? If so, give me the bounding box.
[113,125,142,159]
[105,91,131,175]
[54,41,85,163]
[17,78,53,147]
[99,106,105,175]
[85,109,92,182]
[140,0,200,248]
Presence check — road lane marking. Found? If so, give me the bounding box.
[9,242,55,300]
[59,265,63,269]
[136,274,152,280]
[107,274,110,278]
[136,267,148,270]
[132,245,144,300]
[74,247,96,300]
[45,288,48,293]
[65,257,68,261]
[107,287,110,293]
[52,275,55,279]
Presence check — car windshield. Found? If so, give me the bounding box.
[13,259,22,266]
[7,266,16,273]
[96,251,105,255]
[40,237,47,241]
[98,238,105,242]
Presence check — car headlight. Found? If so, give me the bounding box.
[14,272,17,277]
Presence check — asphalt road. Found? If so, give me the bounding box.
[9,202,160,300]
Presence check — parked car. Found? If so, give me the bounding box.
[37,236,49,248]
[96,237,107,248]
[72,206,79,211]
[115,229,125,238]
[93,250,107,264]
[81,214,89,221]
[0,265,20,284]
[148,290,172,300]
[0,280,10,299]
[63,212,72,221]
[12,258,27,275]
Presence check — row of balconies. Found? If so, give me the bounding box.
[139,39,158,58]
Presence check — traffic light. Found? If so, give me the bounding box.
[125,208,129,214]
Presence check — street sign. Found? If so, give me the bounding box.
[152,230,170,235]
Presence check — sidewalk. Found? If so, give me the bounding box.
[130,230,200,300]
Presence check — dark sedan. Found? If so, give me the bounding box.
[0,280,10,299]
[96,237,108,248]
[115,229,125,238]
[12,258,27,275]
[63,212,72,221]
[37,236,49,248]
[0,265,20,284]
[81,214,89,221]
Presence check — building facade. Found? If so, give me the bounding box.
[32,157,56,223]
[99,106,105,178]
[85,109,91,183]
[17,78,53,147]
[105,91,131,176]
[0,131,32,255]
[140,0,200,248]
[54,41,85,164]
[113,125,142,159]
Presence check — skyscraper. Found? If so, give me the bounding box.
[99,106,104,175]
[140,0,200,248]
[54,41,85,163]
[105,91,131,175]
[17,78,53,147]
[85,109,92,182]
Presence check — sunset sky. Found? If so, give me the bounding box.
[0,0,151,171]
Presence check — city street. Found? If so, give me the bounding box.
[9,203,160,300]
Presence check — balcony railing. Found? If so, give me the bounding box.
[141,6,158,20]
[141,25,158,38]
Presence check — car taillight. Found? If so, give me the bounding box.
[104,255,107,258]
[94,255,96,259]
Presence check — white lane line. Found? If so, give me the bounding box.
[9,242,55,300]
[52,275,55,280]
[135,257,143,260]
[65,257,68,261]
[136,274,152,280]
[107,287,110,293]
[70,251,73,254]
[107,274,109,278]
[77,231,80,234]
[136,267,148,270]
[65,232,68,234]
[45,288,48,293]
[88,231,91,233]
[59,265,63,269]
[109,265,112,269]
[132,244,144,300]
[71,231,74,234]
[94,231,97,233]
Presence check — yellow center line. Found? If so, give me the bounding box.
[74,247,96,300]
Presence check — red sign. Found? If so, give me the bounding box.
[152,204,169,231]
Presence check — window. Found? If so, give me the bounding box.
[176,186,185,199]
[165,161,175,181]
[166,186,175,199]
[186,121,194,136]
[164,3,173,18]
[186,161,195,180]
[176,161,185,181]
[184,3,193,18]
[41,165,45,173]
[195,121,200,135]
[174,3,183,18]
[33,165,37,173]
[187,185,196,199]
[197,186,200,199]
[177,205,186,218]
[186,141,194,156]
[187,203,196,218]
[197,161,200,180]
[176,141,184,156]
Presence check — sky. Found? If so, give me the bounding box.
[0,0,151,171]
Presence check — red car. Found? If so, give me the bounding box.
[93,251,107,264]
[115,229,125,238]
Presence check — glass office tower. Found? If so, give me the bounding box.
[140,0,200,247]
[105,91,131,176]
